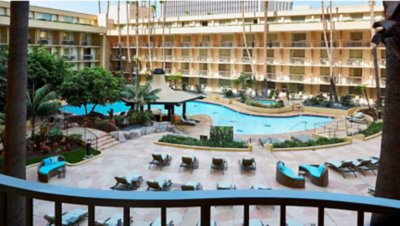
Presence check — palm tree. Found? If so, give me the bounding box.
[134,0,139,85]
[126,0,132,80]
[117,0,123,73]
[321,0,338,102]
[123,81,161,113]
[27,85,60,137]
[4,2,29,225]
[369,0,382,109]
[147,1,153,71]
[371,2,400,225]
[263,0,269,97]
[166,72,182,89]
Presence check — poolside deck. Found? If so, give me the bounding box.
[27,132,381,226]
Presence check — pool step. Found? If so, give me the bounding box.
[96,134,121,151]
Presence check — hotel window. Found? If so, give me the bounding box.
[0,7,6,16]
[219,79,231,87]
[63,32,73,41]
[267,50,274,57]
[292,33,306,41]
[219,19,231,25]
[267,65,275,73]
[320,85,330,93]
[349,86,362,95]
[290,50,305,58]
[320,67,330,76]
[291,16,305,22]
[182,36,191,42]
[29,11,33,19]
[349,50,363,59]
[39,30,49,39]
[181,49,189,56]
[199,78,207,84]
[39,13,52,21]
[201,21,208,26]
[244,65,252,73]
[350,68,362,77]
[202,35,210,42]
[320,50,328,58]
[290,66,305,75]
[350,32,363,41]
[351,13,363,20]
[218,64,230,71]
[64,16,74,23]
[199,49,207,56]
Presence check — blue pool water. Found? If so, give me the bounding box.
[254,99,276,106]
[61,101,333,135]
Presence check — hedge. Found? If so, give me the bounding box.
[272,137,345,148]
[159,134,248,148]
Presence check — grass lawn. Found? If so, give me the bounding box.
[0,147,100,166]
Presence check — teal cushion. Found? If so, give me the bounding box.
[300,164,325,178]
[42,158,52,166]
[39,161,66,175]
[279,162,303,180]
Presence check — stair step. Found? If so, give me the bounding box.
[98,141,120,150]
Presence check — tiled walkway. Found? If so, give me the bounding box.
[28,132,381,226]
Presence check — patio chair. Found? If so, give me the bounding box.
[181,181,203,191]
[369,156,380,167]
[181,116,197,125]
[346,112,368,123]
[291,134,313,143]
[251,184,272,190]
[325,160,357,178]
[239,158,256,175]
[179,156,199,173]
[298,164,329,187]
[111,174,143,190]
[276,161,305,189]
[44,208,88,226]
[210,157,228,174]
[149,153,172,170]
[353,159,377,176]
[146,178,172,191]
[217,182,236,190]
[149,219,174,226]
[95,214,133,226]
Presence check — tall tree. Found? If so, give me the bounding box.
[126,0,132,80]
[147,1,155,72]
[3,2,29,225]
[161,0,166,69]
[371,1,400,225]
[134,0,140,85]
[370,0,382,109]
[241,0,257,96]
[117,0,123,73]
[321,0,339,102]
[263,0,269,97]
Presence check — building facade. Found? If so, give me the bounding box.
[0,1,107,70]
[164,0,293,17]
[107,4,386,102]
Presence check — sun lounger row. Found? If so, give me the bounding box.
[325,157,379,178]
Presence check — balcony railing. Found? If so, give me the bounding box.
[197,56,208,62]
[289,74,304,82]
[381,59,386,67]
[200,41,210,47]
[165,55,173,61]
[266,73,276,80]
[347,58,363,66]
[164,42,172,47]
[346,40,369,47]
[62,39,74,45]
[63,55,77,61]
[219,56,231,63]
[320,58,329,65]
[319,75,332,84]
[266,41,280,48]
[221,41,233,47]
[290,57,305,65]
[81,40,91,46]
[180,56,191,61]
[181,69,190,75]
[320,41,336,48]
[218,71,230,78]
[291,40,307,47]
[347,76,363,84]
[164,68,172,74]
[199,70,208,76]
[1,174,400,226]
[181,42,191,47]
[83,54,94,60]
[241,57,253,64]
[37,38,49,45]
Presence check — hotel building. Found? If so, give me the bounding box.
[0,1,107,70]
[107,3,386,101]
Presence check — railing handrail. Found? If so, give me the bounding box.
[1,174,400,212]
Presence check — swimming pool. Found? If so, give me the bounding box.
[61,101,333,135]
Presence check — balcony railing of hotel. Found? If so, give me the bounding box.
[63,55,77,61]
[290,57,305,65]
[266,73,277,80]
[165,55,173,61]
[221,41,233,47]
[320,58,329,65]
[218,71,231,78]
[2,174,400,226]
[381,59,386,67]
[61,39,75,45]
[289,74,305,82]
[320,41,337,48]
[164,42,173,47]
[346,40,370,47]
[112,43,126,48]
[81,40,91,46]
[181,69,190,75]
[196,56,208,62]
[198,70,208,76]
[291,40,307,47]
[181,42,191,47]
[347,76,363,84]
[82,54,94,60]
[319,75,339,84]
[266,57,274,64]
[180,56,191,62]
[164,68,172,74]
[266,41,280,48]
[241,56,253,64]
[200,41,210,47]
[37,38,50,45]
[219,56,231,63]
[347,58,363,66]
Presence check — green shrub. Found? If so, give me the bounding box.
[159,134,248,148]
[68,134,83,143]
[340,95,355,107]
[272,137,345,148]
[128,110,153,125]
[244,99,284,109]
[361,121,383,137]
[47,127,62,139]
[210,126,233,142]
[268,89,275,99]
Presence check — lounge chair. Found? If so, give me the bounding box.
[210,157,228,174]
[299,164,329,187]
[251,185,271,190]
[291,134,313,143]
[353,159,376,176]
[146,178,172,191]
[181,116,197,125]
[149,153,172,170]
[95,214,132,226]
[179,156,199,173]
[181,181,203,191]
[44,208,88,226]
[346,112,368,123]
[276,161,305,189]
[217,182,236,190]
[239,158,256,175]
[111,174,143,190]
[369,156,380,167]
[324,160,357,178]
[149,219,174,226]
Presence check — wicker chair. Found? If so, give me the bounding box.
[299,164,329,187]
[37,155,66,183]
[276,161,305,189]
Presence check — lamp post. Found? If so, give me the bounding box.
[85,139,92,159]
